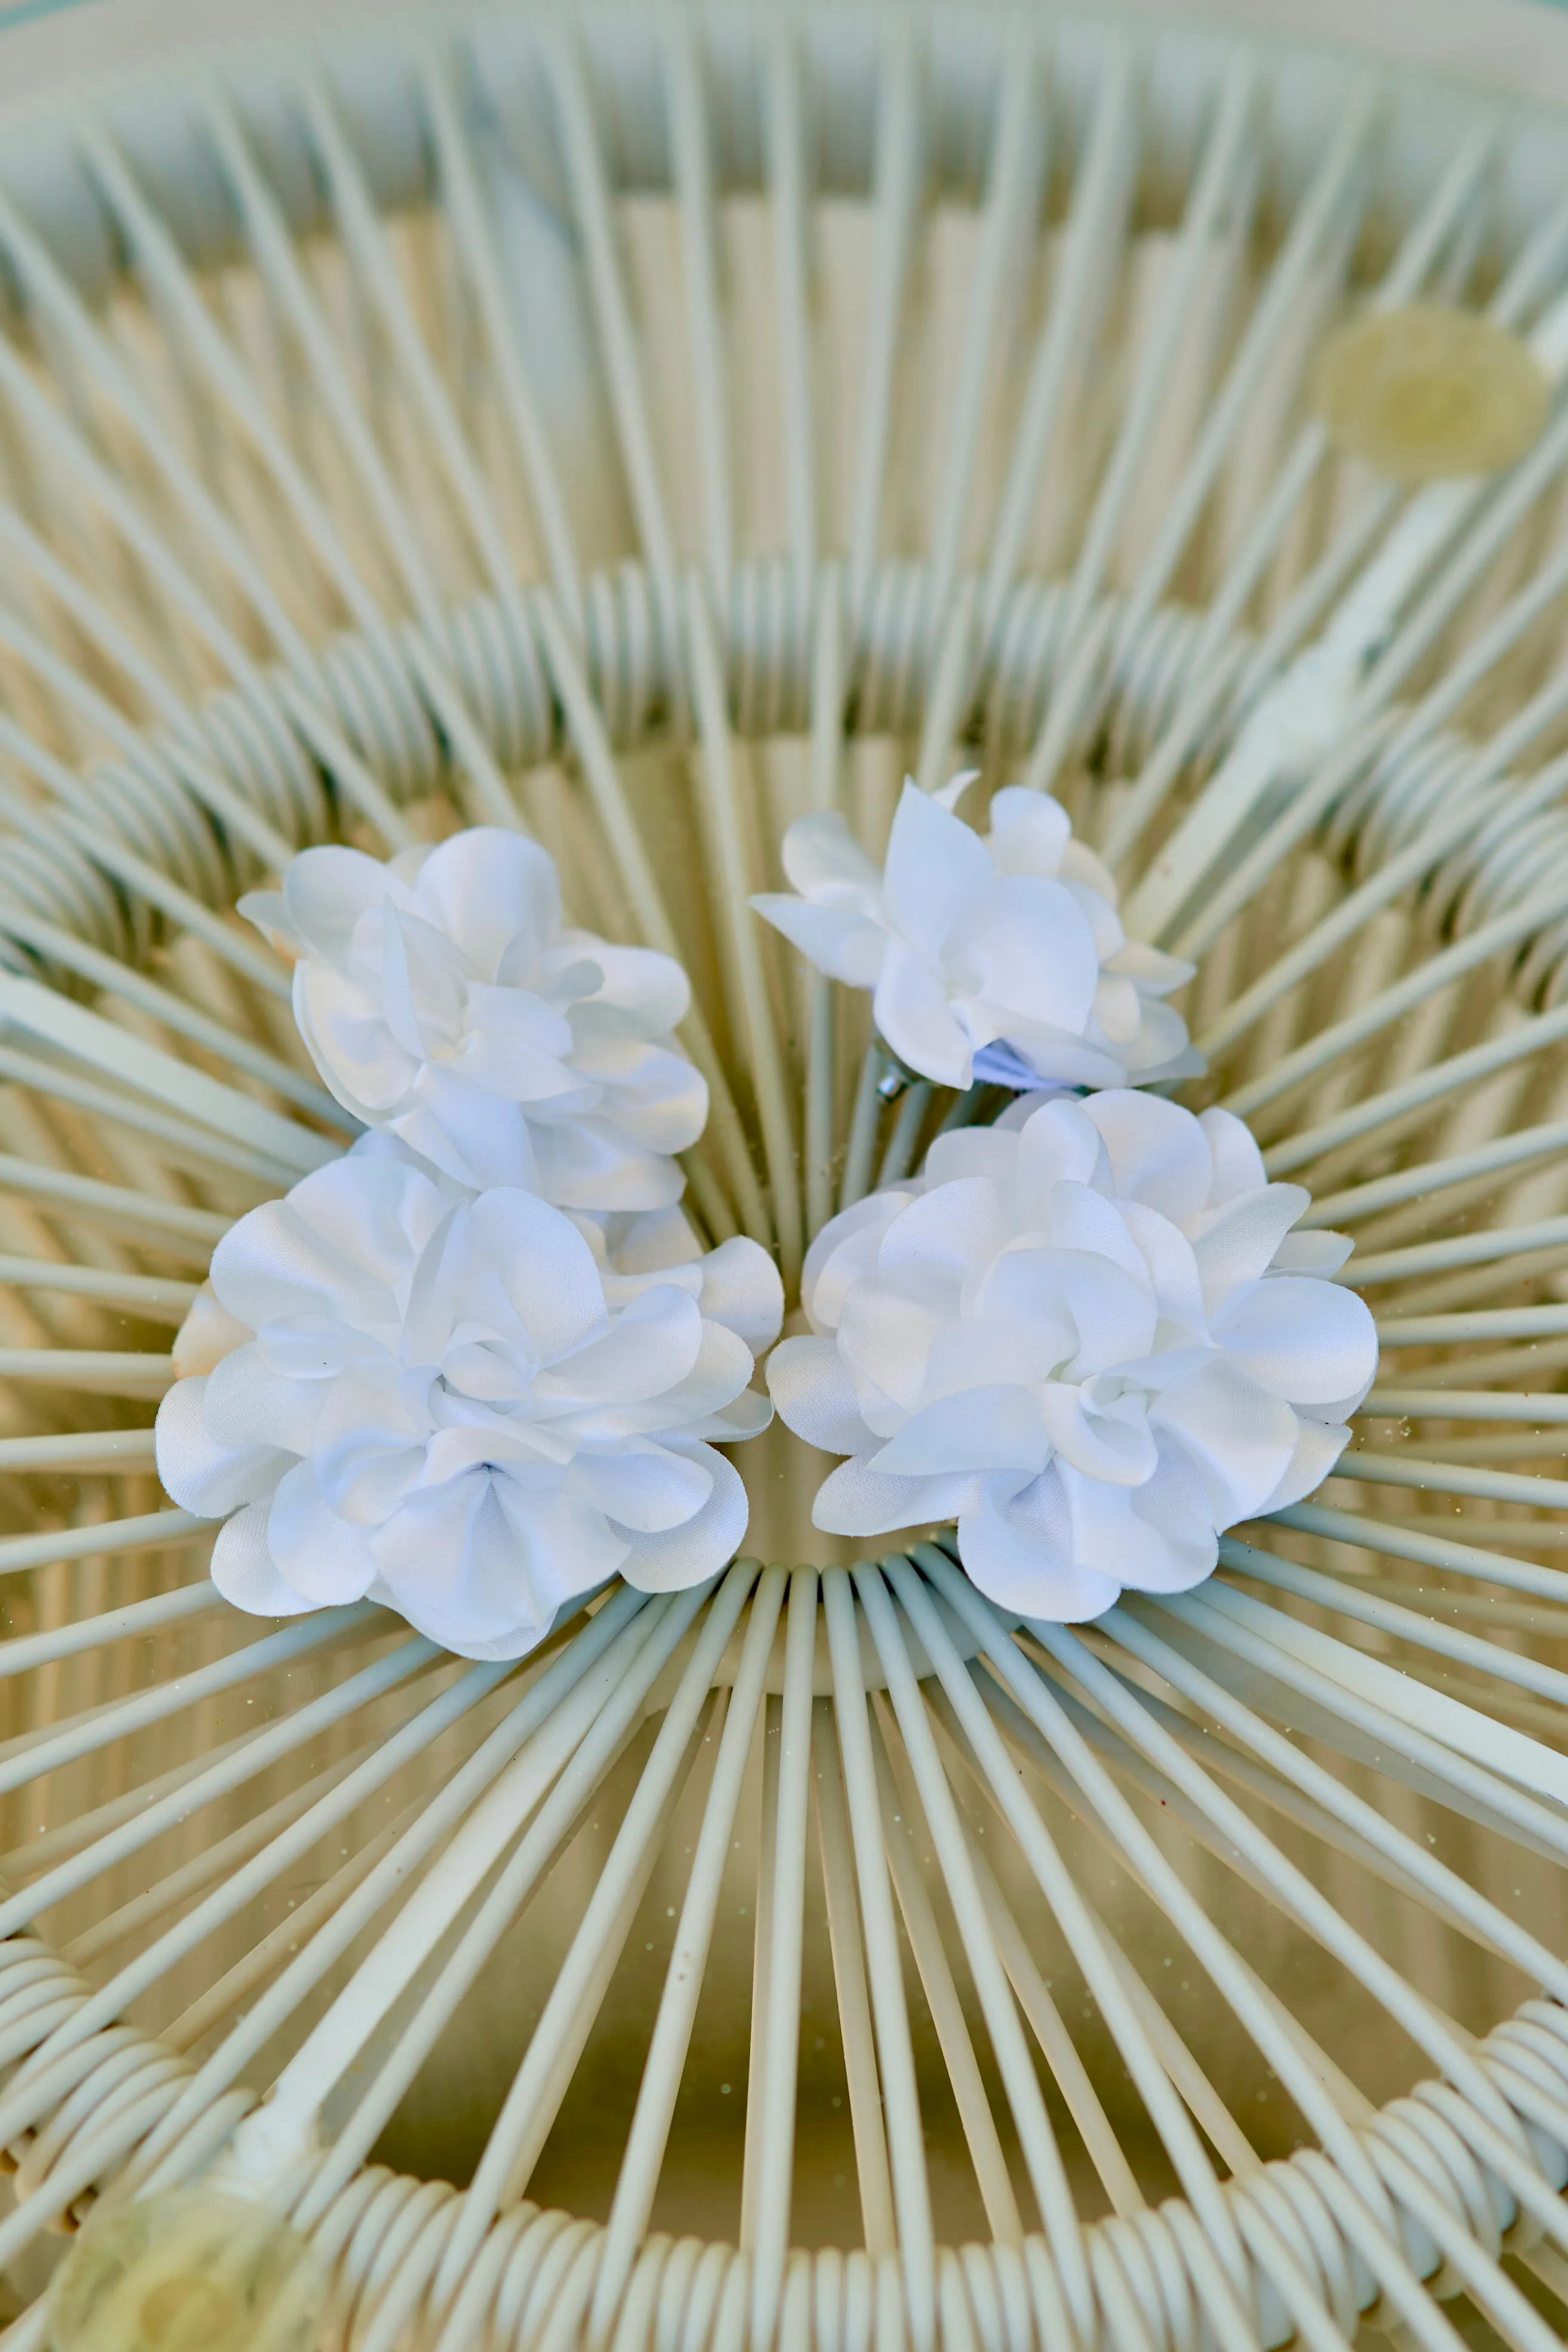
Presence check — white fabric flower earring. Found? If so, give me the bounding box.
[158,1149,781,1660]
[240,827,706,1205]
[767,1090,1376,1622]
[751,774,1200,1093]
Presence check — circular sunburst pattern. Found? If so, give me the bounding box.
[1,9,1568,2352]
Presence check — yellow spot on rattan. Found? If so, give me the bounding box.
[1312,304,1549,482]
[46,2189,323,2352]
[136,2276,239,2351]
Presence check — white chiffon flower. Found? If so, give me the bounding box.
[752,775,1199,1092]
[768,1090,1376,1622]
[240,828,706,1206]
[156,1144,782,1661]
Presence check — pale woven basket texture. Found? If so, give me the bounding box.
[0,8,1567,2352]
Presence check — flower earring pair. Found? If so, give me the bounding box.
[158,778,1377,1662]
[754,773,1376,1620]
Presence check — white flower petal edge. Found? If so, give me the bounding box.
[157,1144,782,1661]
[768,1090,1377,1622]
[241,827,706,1206]
[751,774,1202,1093]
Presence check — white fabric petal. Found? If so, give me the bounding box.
[1083,1092,1214,1223]
[923,1126,1020,1186]
[688,1388,774,1442]
[156,1376,290,1520]
[943,875,1101,1037]
[267,1461,381,1604]
[202,1346,322,1459]
[973,1246,1158,1377]
[574,1439,713,1533]
[964,1472,1121,1622]
[1212,1275,1379,1408]
[751,896,888,988]
[171,1284,253,1380]
[211,1150,451,1348]
[696,1236,786,1353]
[274,845,402,958]
[1118,1203,1207,1336]
[619,1444,751,1590]
[562,1034,708,1156]
[1106,935,1193,994]
[1273,1230,1356,1275]
[883,781,994,944]
[993,1089,1077,1134]
[801,1189,910,1332]
[538,1285,703,1410]
[767,1337,871,1455]
[1122,1442,1222,1592]
[1056,1455,1212,1593]
[1191,1186,1313,1312]
[976,1020,1125,1091]
[559,935,691,1034]
[778,809,884,906]
[1118,997,1205,1083]
[1263,1416,1352,1512]
[529,1115,690,1212]
[986,788,1072,877]
[813,1456,976,1538]
[415,829,561,976]
[1199,1106,1269,1205]
[835,1279,947,1423]
[878,1176,1015,1296]
[466,1187,617,1357]
[376,1473,623,1653]
[871,1386,1051,1480]
[1149,1358,1300,1521]
[874,938,978,1088]
[1045,1180,1151,1288]
[1013,1096,1107,1198]
[211,1499,315,1617]
[589,1205,702,1279]
[918,1310,1077,1401]
[388,1085,538,1193]
[455,984,578,1097]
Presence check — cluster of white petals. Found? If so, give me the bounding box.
[157,827,782,1660]
[768,1091,1376,1622]
[752,776,1199,1093]
[159,811,1367,1660]
[157,1142,783,1660]
[241,828,706,1206]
